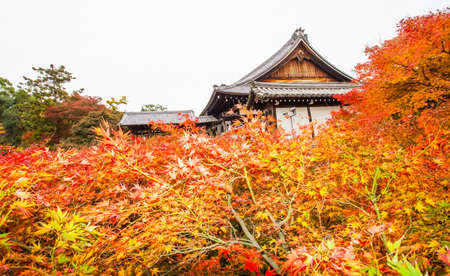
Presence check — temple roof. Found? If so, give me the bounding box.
[231,28,352,86]
[252,82,354,99]
[201,28,356,116]
[119,110,195,126]
[197,115,219,124]
[119,110,219,127]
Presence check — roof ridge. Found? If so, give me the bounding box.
[124,110,194,115]
[291,27,309,43]
[229,29,304,87]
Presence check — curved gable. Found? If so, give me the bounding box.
[200,28,355,116]
[260,58,337,82]
[230,28,353,86]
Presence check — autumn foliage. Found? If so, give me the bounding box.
[0,10,449,275]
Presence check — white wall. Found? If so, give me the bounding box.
[275,107,309,134]
[309,106,340,125]
[276,105,340,134]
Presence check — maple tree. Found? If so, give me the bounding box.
[45,93,106,144]
[0,9,448,275]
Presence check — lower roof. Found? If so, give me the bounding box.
[119,110,219,127]
[119,110,195,126]
[201,81,358,115]
[197,115,219,124]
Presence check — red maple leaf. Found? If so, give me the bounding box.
[243,260,260,275]
[265,269,277,276]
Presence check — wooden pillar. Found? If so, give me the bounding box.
[306,103,315,138]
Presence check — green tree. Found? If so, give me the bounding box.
[19,64,81,103]
[140,104,167,112]
[106,96,127,111]
[59,110,123,148]
[0,78,29,145]
[17,65,85,143]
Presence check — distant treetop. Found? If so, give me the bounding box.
[141,104,167,112]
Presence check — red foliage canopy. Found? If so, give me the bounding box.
[45,93,105,123]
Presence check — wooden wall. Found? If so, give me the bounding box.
[262,59,336,82]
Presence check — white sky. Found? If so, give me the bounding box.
[1,1,447,115]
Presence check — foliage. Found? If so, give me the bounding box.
[19,64,80,103]
[44,93,106,144]
[13,64,85,143]
[349,10,449,118]
[0,67,127,147]
[106,96,127,111]
[59,110,123,148]
[0,78,29,145]
[0,10,448,275]
[141,104,167,112]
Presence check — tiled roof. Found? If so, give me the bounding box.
[201,27,355,115]
[252,82,355,99]
[217,83,251,95]
[231,32,303,86]
[197,115,218,124]
[119,110,195,126]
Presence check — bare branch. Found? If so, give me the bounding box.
[227,195,281,273]
[267,211,289,252]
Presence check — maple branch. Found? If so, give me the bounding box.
[266,193,296,251]
[227,219,239,239]
[243,167,257,205]
[441,40,450,54]
[420,67,429,81]
[164,239,255,276]
[161,248,214,275]
[335,199,371,218]
[267,211,289,252]
[166,243,222,256]
[199,233,226,244]
[280,194,296,226]
[392,61,416,72]
[227,195,281,273]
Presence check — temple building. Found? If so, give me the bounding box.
[201,28,357,135]
[119,28,357,135]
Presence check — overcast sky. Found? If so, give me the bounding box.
[1,1,447,114]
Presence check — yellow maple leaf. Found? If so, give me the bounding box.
[255,211,269,221]
[15,177,30,188]
[428,240,440,248]
[415,201,426,213]
[149,267,160,276]
[425,197,435,207]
